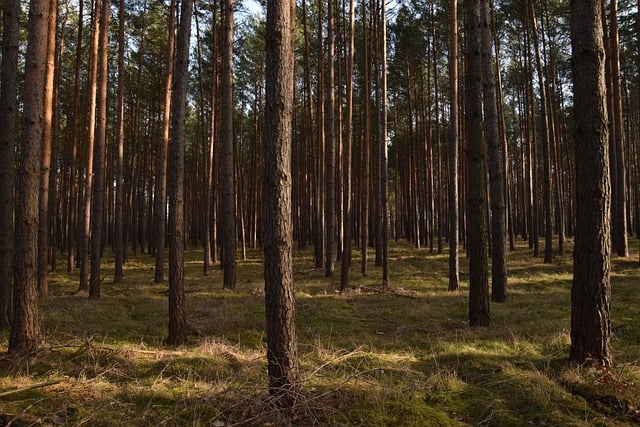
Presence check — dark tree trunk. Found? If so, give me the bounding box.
[0,0,20,326]
[464,0,491,327]
[167,0,193,346]
[89,0,110,299]
[114,0,126,282]
[221,0,237,289]
[264,0,300,407]
[448,0,460,292]
[154,0,176,284]
[10,0,51,354]
[568,0,612,366]
[481,0,507,303]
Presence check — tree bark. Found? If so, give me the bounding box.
[221,0,237,289]
[465,0,491,327]
[10,0,51,354]
[0,0,20,326]
[264,0,300,407]
[481,0,507,303]
[448,0,460,292]
[568,0,612,366]
[89,0,110,299]
[114,0,126,282]
[167,0,193,346]
[154,0,177,284]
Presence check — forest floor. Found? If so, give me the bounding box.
[1,238,639,426]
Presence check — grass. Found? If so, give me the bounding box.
[0,238,639,426]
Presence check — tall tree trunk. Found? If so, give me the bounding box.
[67,0,83,274]
[529,0,553,263]
[380,0,389,286]
[114,0,126,282]
[155,0,177,283]
[607,0,628,257]
[0,0,20,326]
[481,0,507,302]
[38,0,57,298]
[568,0,612,365]
[221,0,237,289]
[264,0,300,408]
[340,0,355,291]
[89,0,110,299]
[465,0,490,327]
[448,0,460,292]
[78,0,100,292]
[325,0,336,277]
[167,0,193,346]
[361,0,371,277]
[10,0,51,354]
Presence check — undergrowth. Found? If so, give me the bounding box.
[0,238,639,426]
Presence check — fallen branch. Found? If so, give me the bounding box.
[0,380,60,398]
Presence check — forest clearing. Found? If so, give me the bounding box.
[1,239,639,426]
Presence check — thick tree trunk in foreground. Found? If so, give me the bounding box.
[569,0,612,366]
[264,0,300,406]
[167,0,193,346]
[465,0,491,327]
[10,0,51,354]
[0,0,20,326]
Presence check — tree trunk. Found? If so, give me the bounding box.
[607,0,628,257]
[465,0,490,327]
[114,0,126,282]
[167,0,192,346]
[0,0,20,326]
[324,0,336,278]
[221,0,237,289]
[448,0,460,292]
[155,0,177,284]
[568,0,612,366]
[264,0,300,407]
[78,0,100,292]
[89,0,110,299]
[10,0,51,354]
[38,0,57,298]
[481,0,507,303]
[340,0,355,292]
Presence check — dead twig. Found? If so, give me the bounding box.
[0,380,60,398]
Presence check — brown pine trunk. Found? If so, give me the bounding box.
[38,0,57,298]
[221,0,237,289]
[114,0,125,282]
[569,0,612,365]
[465,0,490,327]
[167,0,193,346]
[448,0,460,292]
[340,0,355,292]
[78,0,100,293]
[361,0,371,277]
[264,0,299,407]
[154,0,176,284]
[481,0,507,303]
[0,0,20,326]
[10,0,51,354]
[324,0,336,277]
[89,0,110,299]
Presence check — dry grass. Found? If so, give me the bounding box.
[0,238,639,425]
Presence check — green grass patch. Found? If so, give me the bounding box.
[0,238,639,425]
